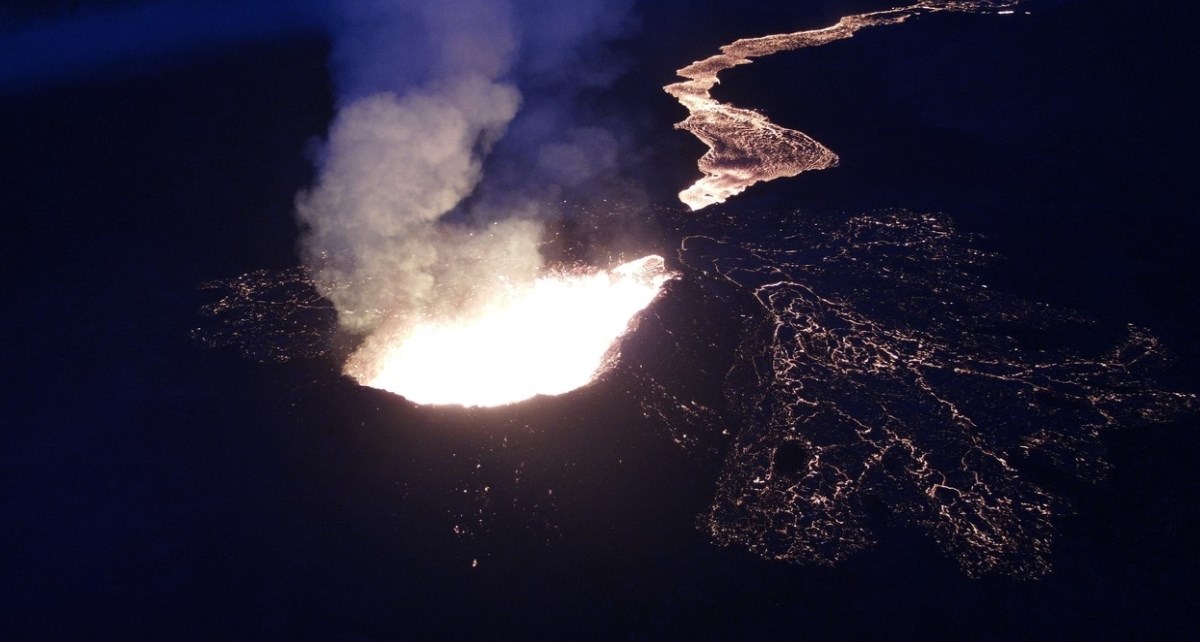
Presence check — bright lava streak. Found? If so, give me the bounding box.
[665,0,1025,210]
[346,255,674,407]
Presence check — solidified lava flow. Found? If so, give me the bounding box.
[672,209,1194,578]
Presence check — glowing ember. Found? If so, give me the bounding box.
[346,255,674,407]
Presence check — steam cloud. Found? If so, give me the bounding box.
[297,0,638,343]
[3,0,642,398]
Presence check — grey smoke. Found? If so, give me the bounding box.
[297,0,639,336]
[2,0,640,350]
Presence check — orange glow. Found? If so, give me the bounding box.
[346,255,673,407]
[665,1,1021,210]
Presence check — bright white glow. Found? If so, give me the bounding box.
[346,255,673,407]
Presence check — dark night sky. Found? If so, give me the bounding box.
[2,1,1198,640]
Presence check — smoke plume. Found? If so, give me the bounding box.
[297,0,638,342]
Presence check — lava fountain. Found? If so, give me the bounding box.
[344,255,673,407]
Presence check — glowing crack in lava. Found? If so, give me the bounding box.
[344,255,673,407]
[665,0,1027,210]
[670,210,1196,578]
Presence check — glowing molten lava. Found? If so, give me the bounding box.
[664,0,1024,210]
[346,255,673,407]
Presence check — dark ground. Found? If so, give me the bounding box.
[2,1,1198,639]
